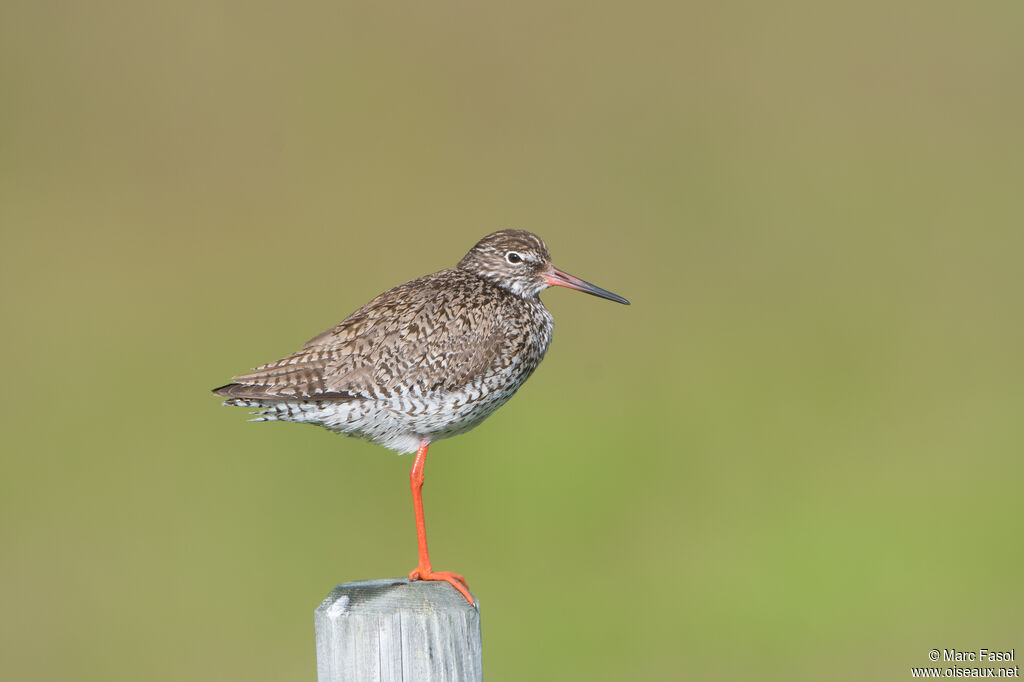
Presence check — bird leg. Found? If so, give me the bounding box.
[407,438,474,604]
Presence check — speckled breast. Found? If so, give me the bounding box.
[380,298,553,440]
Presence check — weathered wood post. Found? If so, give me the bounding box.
[315,578,482,682]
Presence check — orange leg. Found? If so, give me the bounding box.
[407,438,474,604]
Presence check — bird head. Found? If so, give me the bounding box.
[457,229,630,305]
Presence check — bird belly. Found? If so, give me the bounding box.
[364,371,531,452]
[228,374,524,455]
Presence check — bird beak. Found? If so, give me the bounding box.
[544,267,630,305]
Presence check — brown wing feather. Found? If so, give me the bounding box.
[212,269,513,402]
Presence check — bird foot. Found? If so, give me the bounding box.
[408,566,474,604]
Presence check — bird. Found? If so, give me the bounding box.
[212,229,628,604]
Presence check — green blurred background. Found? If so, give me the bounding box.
[2,1,1021,680]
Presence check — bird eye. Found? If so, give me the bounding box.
[506,252,523,264]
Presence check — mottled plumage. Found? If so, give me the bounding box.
[212,229,628,604]
[214,230,626,454]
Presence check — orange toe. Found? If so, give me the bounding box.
[408,567,474,604]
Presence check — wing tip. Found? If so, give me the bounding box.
[211,382,357,402]
[211,383,240,397]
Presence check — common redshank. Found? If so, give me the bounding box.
[212,230,628,603]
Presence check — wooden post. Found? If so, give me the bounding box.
[315,578,482,682]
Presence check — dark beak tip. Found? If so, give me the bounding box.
[547,268,629,306]
[603,291,630,306]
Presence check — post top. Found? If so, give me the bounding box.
[317,578,479,619]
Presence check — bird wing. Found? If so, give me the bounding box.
[213,271,511,402]
[211,345,358,401]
